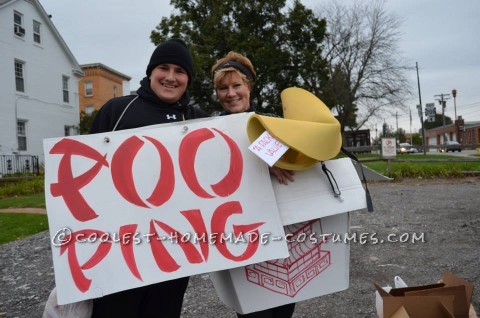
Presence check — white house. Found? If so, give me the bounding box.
[0,0,82,171]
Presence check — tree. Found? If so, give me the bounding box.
[318,0,412,131]
[78,110,98,135]
[396,127,406,143]
[424,114,453,130]
[150,0,328,115]
[411,133,422,146]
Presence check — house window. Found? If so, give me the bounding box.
[64,125,73,136]
[15,60,25,92]
[62,76,69,103]
[14,11,25,37]
[17,121,27,151]
[84,81,93,96]
[85,105,94,115]
[113,85,117,97]
[33,20,41,43]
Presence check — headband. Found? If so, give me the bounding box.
[214,61,255,81]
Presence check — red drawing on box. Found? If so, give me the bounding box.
[245,219,331,297]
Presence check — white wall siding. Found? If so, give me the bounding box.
[0,0,81,167]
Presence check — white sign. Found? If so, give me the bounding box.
[248,130,289,167]
[43,113,288,305]
[381,138,396,157]
[425,103,436,122]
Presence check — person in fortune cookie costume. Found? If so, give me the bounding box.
[212,51,296,318]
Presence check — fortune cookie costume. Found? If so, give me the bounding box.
[246,87,342,171]
[246,87,373,211]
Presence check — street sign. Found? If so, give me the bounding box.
[425,103,436,122]
[381,138,396,158]
[425,107,436,116]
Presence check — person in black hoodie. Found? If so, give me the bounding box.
[212,51,295,318]
[89,39,208,318]
[90,38,207,133]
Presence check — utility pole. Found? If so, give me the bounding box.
[434,93,450,142]
[416,62,426,155]
[395,112,398,135]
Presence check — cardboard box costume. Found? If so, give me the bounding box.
[210,88,369,314]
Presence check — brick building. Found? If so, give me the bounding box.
[463,120,480,145]
[343,128,371,147]
[78,63,131,114]
[425,116,480,145]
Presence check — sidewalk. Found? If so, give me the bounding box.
[0,208,46,214]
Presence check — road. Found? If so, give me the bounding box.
[424,149,478,157]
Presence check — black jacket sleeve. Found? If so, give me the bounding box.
[88,102,115,134]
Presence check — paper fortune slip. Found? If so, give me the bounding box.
[248,131,289,167]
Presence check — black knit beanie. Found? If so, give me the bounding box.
[146,39,194,84]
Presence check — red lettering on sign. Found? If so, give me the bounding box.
[60,229,112,292]
[143,136,175,207]
[119,224,142,281]
[111,136,175,209]
[179,128,243,198]
[211,201,264,261]
[149,220,180,272]
[181,209,210,261]
[210,128,243,197]
[50,139,108,222]
[111,136,149,208]
[153,220,205,264]
[179,128,216,198]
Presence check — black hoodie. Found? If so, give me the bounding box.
[89,77,208,133]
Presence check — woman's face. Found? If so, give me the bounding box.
[150,63,188,103]
[216,72,251,113]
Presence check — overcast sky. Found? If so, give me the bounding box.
[40,0,480,132]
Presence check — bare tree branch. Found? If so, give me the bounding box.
[318,0,414,130]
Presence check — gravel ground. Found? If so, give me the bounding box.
[1,177,479,318]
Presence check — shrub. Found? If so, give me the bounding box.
[0,178,44,198]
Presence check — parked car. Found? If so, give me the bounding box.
[439,140,462,152]
[397,143,418,154]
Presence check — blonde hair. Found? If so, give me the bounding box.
[211,51,256,90]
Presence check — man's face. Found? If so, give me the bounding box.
[149,63,189,103]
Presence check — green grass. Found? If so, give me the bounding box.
[342,153,464,160]
[0,193,45,209]
[0,213,49,244]
[336,153,480,178]
[0,178,47,244]
[362,158,480,179]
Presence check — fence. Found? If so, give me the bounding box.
[0,155,40,176]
